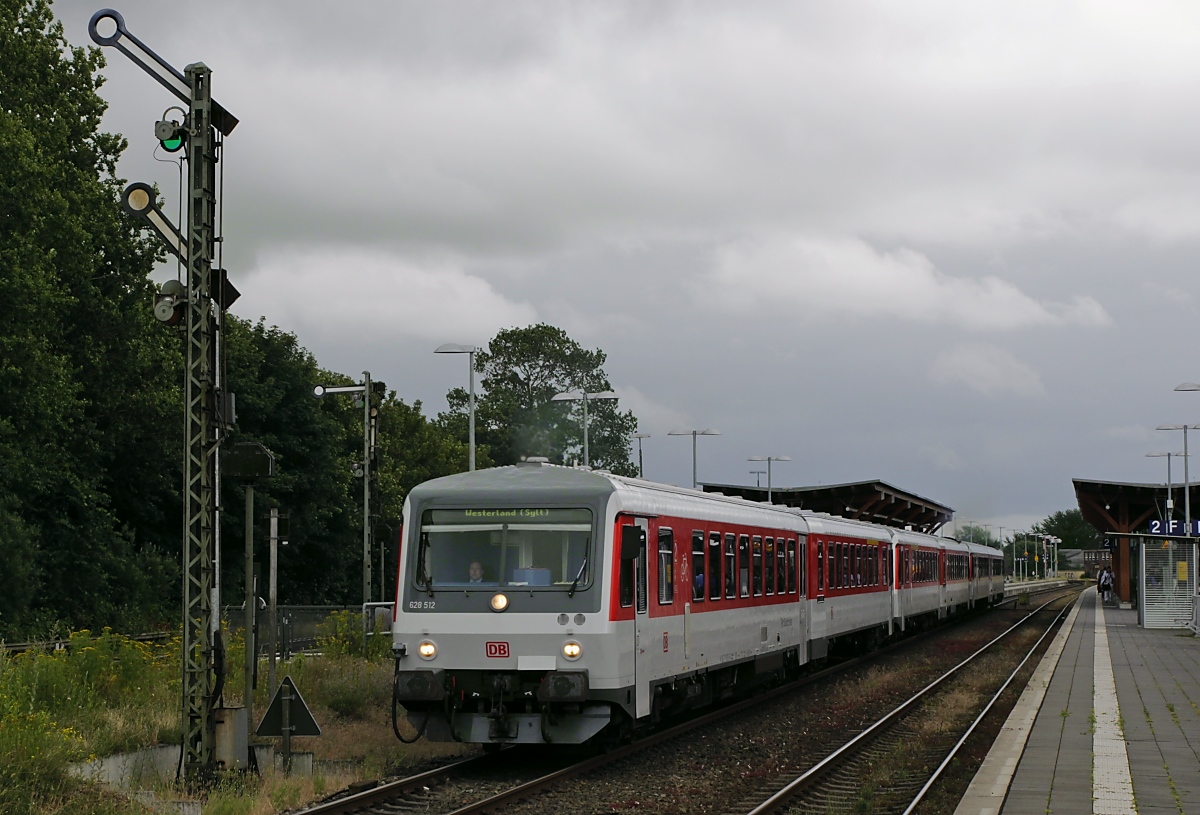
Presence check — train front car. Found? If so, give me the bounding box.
[392,462,620,746]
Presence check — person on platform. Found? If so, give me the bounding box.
[1098,567,1113,603]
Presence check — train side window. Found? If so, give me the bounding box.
[739,535,750,597]
[690,531,705,602]
[620,530,634,607]
[834,542,841,589]
[709,532,722,601]
[752,536,763,596]
[817,541,824,592]
[764,537,775,596]
[725,534,737,598]
[777,538,788,596]
[855,544,862,587]
[658,528,675,605]
[635,531,648,613]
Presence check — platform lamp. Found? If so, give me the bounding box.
[632,433,650,478]
[435,344,477,472]
[1160,412,1200,537]
[668,428,721,489]
[748,455,791,503]
[1146,451,1186,535]
[551,390,617,468]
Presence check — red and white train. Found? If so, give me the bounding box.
[391,462,1003,746]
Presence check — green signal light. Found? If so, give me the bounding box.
[155,119,185,153]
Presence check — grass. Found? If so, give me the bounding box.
[1,622,470,815]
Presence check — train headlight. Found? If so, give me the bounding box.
[417,640,437,660]
[490,593,509,612]
[562,640,582,660]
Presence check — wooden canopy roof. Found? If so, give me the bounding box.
[1072,478,1183,535]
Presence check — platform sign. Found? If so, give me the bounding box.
[1147,519,1200,535]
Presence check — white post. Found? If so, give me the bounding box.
[468,352,476,472]
[268,508,278,695]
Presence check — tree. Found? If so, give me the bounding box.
[0,0,180,637]
[444,324,639,476]
[956,524,999,547]
[220,316,471,605]
[1031,509,1098,550]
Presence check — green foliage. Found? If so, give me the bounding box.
[220,316,366,604]
[957,523,998,547]
[315,610,392,660]
[444,324,639,475]
[274,649,392,723]
[0,628,179,812]
[1031,508,1099,551]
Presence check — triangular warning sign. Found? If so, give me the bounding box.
[256,676,321,737]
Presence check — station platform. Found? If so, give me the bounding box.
[955,587,1200,815]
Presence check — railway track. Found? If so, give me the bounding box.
[292,590,1079,815]
[739,587,1077,814]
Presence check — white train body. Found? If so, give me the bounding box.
[391,463,1003,745]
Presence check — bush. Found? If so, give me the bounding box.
[315,610,392,660]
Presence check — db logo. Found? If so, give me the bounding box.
[485,641,510,658]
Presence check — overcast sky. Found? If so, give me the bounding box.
[56,1,1200,537]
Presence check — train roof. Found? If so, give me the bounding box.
[406,461,617,507]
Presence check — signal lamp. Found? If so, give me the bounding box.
[490,593,509,612]
[562,640,582,660]
[417,640,437,660]
[154,112,186,153]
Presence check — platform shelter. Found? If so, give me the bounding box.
[701,479,952,535]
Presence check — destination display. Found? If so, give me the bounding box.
[428,508,592,525]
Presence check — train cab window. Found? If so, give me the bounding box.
[725,534,737,598]
[817,541,824,592]
[752,536,763,596]
[739,535,750,597]
[417,507,592,591]
[709,532,722,601]
[658,528,675,605]
[691,531,705,602]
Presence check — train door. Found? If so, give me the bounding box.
[630,517,653,718]
[791,537,806,662]
[938,550,947,618]
[809,538,828,660]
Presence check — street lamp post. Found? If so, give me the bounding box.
[632,433,650,478]
[748,455,791,503]
[1147,450,1186,533]
[551,390,617,468]
[313,373,376,607]
[435,344,477,472]
[668,429,721,489]
[1157,422,1200,536]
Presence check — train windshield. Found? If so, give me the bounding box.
[416,508,593,590]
